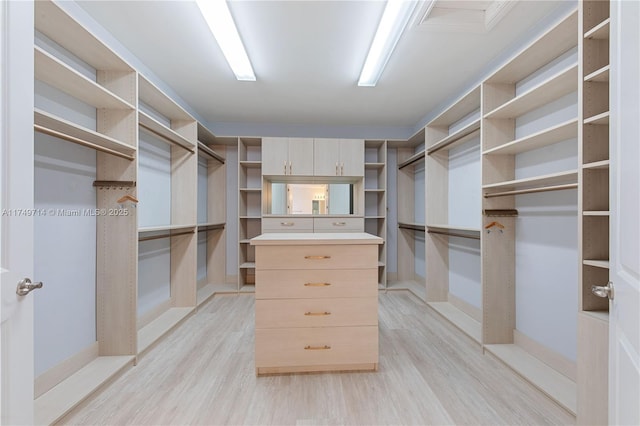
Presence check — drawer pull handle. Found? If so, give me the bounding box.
[304,345,331,350]
[304,311,331,316]
[332,222,346,226]
[281,222,295,226]
[304,282,331,287]
[304,255,331,260]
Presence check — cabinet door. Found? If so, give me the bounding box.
[262,137,289,176]
[340,139,364,177]
[313,138,341,176]
[288,138,314,176]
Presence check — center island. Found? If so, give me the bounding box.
[251,232,383,376]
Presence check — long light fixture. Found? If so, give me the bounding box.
[358,0,421,87]
[196,0,256,81]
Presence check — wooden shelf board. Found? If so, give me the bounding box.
[583,159,610,170]
[240,161,262,168]
[580,310,609,322]
[365,162,385,169]
[427,119,480,154]
[239,262,256,269]
[485,65,578,119]
[35,1,133,71]
[584,65,610,83]
[239,239,251,244]
[197,222,225,228]
[365,189,385,193]
[428,86,481,127]
[365,216,386,220]
[138,307,194,354]
[484,118,578,155]
[197,283,238,306]
[428,302,481,343]
[34,108,135,155]
[583,211,610,217]
[484,343,577,414]
[584,111,610,125]
[139,224,196,234]
[584,18,610,40]
[35,46,134,110]
[398,150,425,169]
[197,142,224,163]
[138,75,193,121]
[483,170,578,192]
[239,188,262,192]
[35,356,134,426]
[486,9,577,84]
[583,259,610,269]
[239,216,261,220]
[378,261,386,267]
[139,110,195,151]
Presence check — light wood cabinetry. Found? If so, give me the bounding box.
[252,233,382,375]
[577,1,611,424]
[365,140,387,287]
[314,138,365,177]
[262,137,313,176]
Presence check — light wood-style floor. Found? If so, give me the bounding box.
[62,292,574,425]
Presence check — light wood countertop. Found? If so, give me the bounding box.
[250,232,383,246]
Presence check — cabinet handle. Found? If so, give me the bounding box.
[304,255,331,260]
[336,162,338,175]
[332,222,346,226]
[304,282,331,286]
[341,163,344,176]
[284,160,287,174]
[280,222,295,226]
[289,161,292,175]
[304,311,331,316]
[304,345,331,350]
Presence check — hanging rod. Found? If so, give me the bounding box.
[197,223,225,232]
[93,180,136,188]
[138,229,194,242]
[427,126,480,155]
[484,209,518,217]
[427,230,481,240]
[398,222,426,232]
[34,124,135,161]
[139,122,195,154]
[484,183,578,198]
[398,151,425,169]
[198,142,225,164]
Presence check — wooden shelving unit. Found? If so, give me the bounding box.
[238,137,262,292]
[364,140,387,288]
[577,1,611,424]
[481,8,580,414]
[425,85,483,343]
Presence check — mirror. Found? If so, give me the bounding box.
[270,183,353,215]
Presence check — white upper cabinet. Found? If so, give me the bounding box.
[314,138,364,177]
[262,137,313,176]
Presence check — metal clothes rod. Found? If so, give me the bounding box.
[34,124,135,161]
[197,224,225,232]
[139,229,194,242]
[139,122,195,154]
[428,230,481,240]
[398,223,426,232]
[93,180,136,188]
[484,183,578,198]
[197,142,225,164]
[398,151,425,170]
[427,127,480,155]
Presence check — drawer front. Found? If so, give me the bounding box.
[262,218,313,233]
[255,326,378,368]
[314,217,364,232]
[255,244,377,270]
[256,268,378,299]
[256,297,377,328]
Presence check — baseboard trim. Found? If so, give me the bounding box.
[35,341,99,398]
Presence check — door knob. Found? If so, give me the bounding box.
[16,278,43,296]
[591,281,614,300]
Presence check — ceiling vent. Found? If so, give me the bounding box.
[409,0,517,33]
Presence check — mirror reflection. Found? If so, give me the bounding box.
[271,183,353,215]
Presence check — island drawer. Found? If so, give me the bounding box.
[262,218,313,233]
[255,244,377,270]
[313,217,364,232]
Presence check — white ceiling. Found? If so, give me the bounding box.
[75,0,570,139]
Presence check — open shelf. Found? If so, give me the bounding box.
[239,188,261,192]
[584,111,610,125]
[239,262,256,269]
[138,75,193,121]
[427,119,480,154]
[35,356,135,426]
[584,65,610,83]
[584,18,610,40]
[429,86,481,127]
[138,224,196,234]
[34,46,134,111]
[483,170,578,196]
[484,118,578,156]
[484,344,577,415]
[583,211,610,217]
[583,160,610,170]
[197,142,224,163]
[138,110,195,152]
[581,310,609,322]
[428,302,481,343]
[34,108,136,156]
[583,259,610,269]
[485,65,578,119]
[138,307,194,354]
[239,160,262,168]
[398,150,425,169]
[365,162,385,169]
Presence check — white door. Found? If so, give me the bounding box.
[0,1,35,424]
[609,0,640,424]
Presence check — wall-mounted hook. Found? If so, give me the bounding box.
[485,221,505,233]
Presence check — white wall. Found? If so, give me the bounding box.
[137,239,171,316]
[138,132,171,228]
[197,157,208,224]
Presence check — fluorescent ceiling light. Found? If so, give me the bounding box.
[196,0,256,81]
[358,0,421,87]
